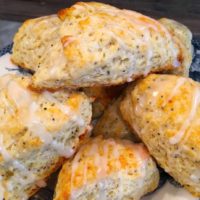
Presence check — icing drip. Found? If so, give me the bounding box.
[62,4,178,83]
[162,77,186,107]
[51,141,75,158]
[0,135,12,161]
[70,139,147,200]
[2,78,83,156]
[25,93,79,156]
[42,91,85,127]
[0,75,86,197]
[169,87,200,144]
[143,28,153,76]
[7,80,32,109]
[0,135,36,190]
[11,160,36,187]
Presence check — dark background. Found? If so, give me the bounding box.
[0,0,200,36]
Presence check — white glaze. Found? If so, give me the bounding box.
[109,11,155,75]
[42,91,70,114]
[7,79,33,110]
[70,139,113,199]
[0,74,86,197]
[190,170,200,183]
[42,91,85,127]
[12,160,36,186]
[0,135,12,161]
[52,141,75,158]
[134,146,147,179]
[138,24,153,76]
[61,2,178,84]
[70,139,147,200]
[4,79,82,156]
[26,101,76,157]
[48,42,67,76]
[163,77,186,107]
[120,9,177,59]
[169,87,200,144]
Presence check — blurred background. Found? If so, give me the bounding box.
[0,0,199,48]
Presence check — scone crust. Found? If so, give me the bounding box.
[12,2,188,89]
[120,74,200,196]
[54,137,159,200]
[0,74,92,200]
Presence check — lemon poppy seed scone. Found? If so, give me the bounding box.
[54,137,159,200]
[93,97,134,140]
[12,2,192,89]
[120,74,200,196]
[0,74,92,200]
[159,18,193,76]
[83,84,126,118]
[12,15,63,73]
[93,82,140,141]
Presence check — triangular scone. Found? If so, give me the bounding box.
[0,74,92,200]
[12,2,192,89]
[54,137,159,200]
[120,74,200,197]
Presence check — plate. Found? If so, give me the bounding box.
[0,40,200,200]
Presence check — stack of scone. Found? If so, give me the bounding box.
[0,1,198,200]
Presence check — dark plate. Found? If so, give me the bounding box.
[0,39,200,200]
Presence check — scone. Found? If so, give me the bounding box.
[93,97,136,140]
[0,74,92,200]
[54,137,159,200]
[120,74,200,196]
[93,82,140,140]
[12,2,192,89]
[83,84,126,118]
[11,15,63,72]
[159,18,193,76]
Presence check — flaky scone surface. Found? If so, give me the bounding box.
[120,74,200,196]
[12,15,63,72]
[93,97,134,140]
[12,2,188,89]
[0,74,92,200]
[54,137,159,200]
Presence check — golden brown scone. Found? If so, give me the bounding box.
[12,2,188,89]
[0,74,92,200]
[93,97,134,140]
[83,84,126,118]
[12,15,63,72]
[93,82,141,140]
[159,18,193,76]
[54,137,159,200]
[120,74,200,196]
